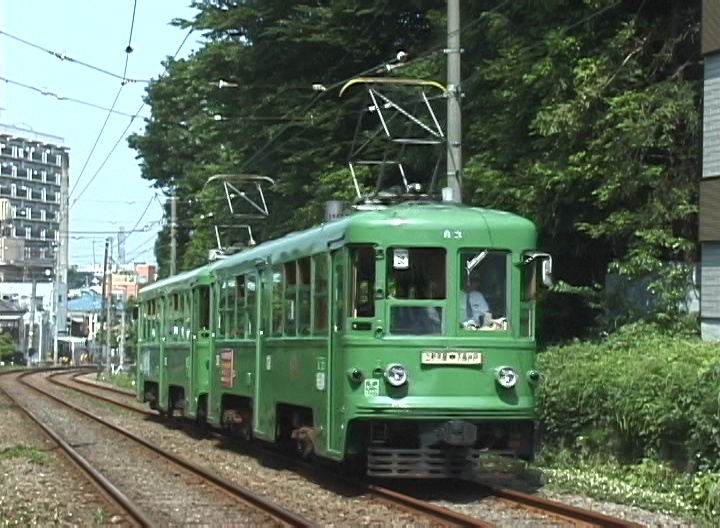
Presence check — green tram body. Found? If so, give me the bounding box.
[136,203,550,478]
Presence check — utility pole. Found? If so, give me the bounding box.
[446,0,463,203]
[170,190,177,276]
[53,152,70,364]
[27,273,37,365]
[100,238,110,368]
[119,297,126,370]
[105,239,113,372]
[117,226,126,265]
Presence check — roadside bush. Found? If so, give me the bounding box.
[537,321,720,472]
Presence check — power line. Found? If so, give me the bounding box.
[231,0,513,174]
[69,1,141,199]
[126,194,161,240]
[69,114,142,208]
[0,28,149,84]
[69,28,195,208]
[0,76,149,118]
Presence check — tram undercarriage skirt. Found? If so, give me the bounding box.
[366,447,523,478]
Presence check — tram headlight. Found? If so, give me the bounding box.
[495,366,518,389]
[347,368,364,384]
[385,364,408,387]
[527,370,544,385]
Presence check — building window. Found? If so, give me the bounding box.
[40,229,46,240]
[55,154,62,166]
[55,173,60,185]
[11,145,18,158]
[10,206,16,218]
[41,170,47,182]
[40,209,46,221]
[25,207,31,219]
[42,151,48,164]
[10,184,16,197]
[25,227,31,239]
[26,168,32,180]
[41,188,47,202]
[11,165,17,178]
[17,147,23,158]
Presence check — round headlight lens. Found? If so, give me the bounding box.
[385,364,408,387]
[495,366,518,389]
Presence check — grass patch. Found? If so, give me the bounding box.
[0,444,47,465]
[535,451,720,525]
[96,371,135,390]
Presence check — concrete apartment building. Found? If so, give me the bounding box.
[0,123,69,360]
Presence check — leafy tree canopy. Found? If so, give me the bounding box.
[129,0,701,339]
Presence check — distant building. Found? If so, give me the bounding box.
[0,123,68,282]
[701,2,720,340]
[112,263,156,299]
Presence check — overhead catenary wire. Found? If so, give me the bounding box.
[125,194,163,241]
[69,1,141,199]
[69,28,194,209]
[0,28,149,84]
[0,76,149,118]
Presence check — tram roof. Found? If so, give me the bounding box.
[138,202,536,297]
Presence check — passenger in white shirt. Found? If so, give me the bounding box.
[459,277,490,326]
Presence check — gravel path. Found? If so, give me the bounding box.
[0,369,704,527]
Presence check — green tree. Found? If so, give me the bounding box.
[129,0,701,339]
[0,332,16,362]
[460,0,700,337]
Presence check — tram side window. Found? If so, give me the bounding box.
[147,299,158,341]
[297,258,311,335]
[246,275,257,337]
[313,254,328,334]
[271,266,284,336]
[219,279,237,339]
[284,262,297,336]
[351,245,375,318]
[236,276,246,338]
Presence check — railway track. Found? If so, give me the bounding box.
[2,368,313,526]
[57,369,646,527]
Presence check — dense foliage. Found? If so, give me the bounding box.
[537,322,720,519]
[538,321,720,471]
[128,0,701,339]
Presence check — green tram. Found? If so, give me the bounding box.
[136,202,552,478]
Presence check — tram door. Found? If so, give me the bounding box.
[188,285,211,419]
[326,248,345,455]
[253,268,270,439]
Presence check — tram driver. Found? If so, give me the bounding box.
[460,276,491,328]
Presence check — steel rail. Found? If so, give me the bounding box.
[0,369,151,527]
[70,370,136,397]
[49,371,154,415]
[475,482,646,528]
[22,369,315,527]
[53,368,647,528]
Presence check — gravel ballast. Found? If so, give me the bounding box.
[0,370,703,526]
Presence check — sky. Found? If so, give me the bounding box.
[0,0,199,268]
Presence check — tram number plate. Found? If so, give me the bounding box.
[421,351,482,365]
